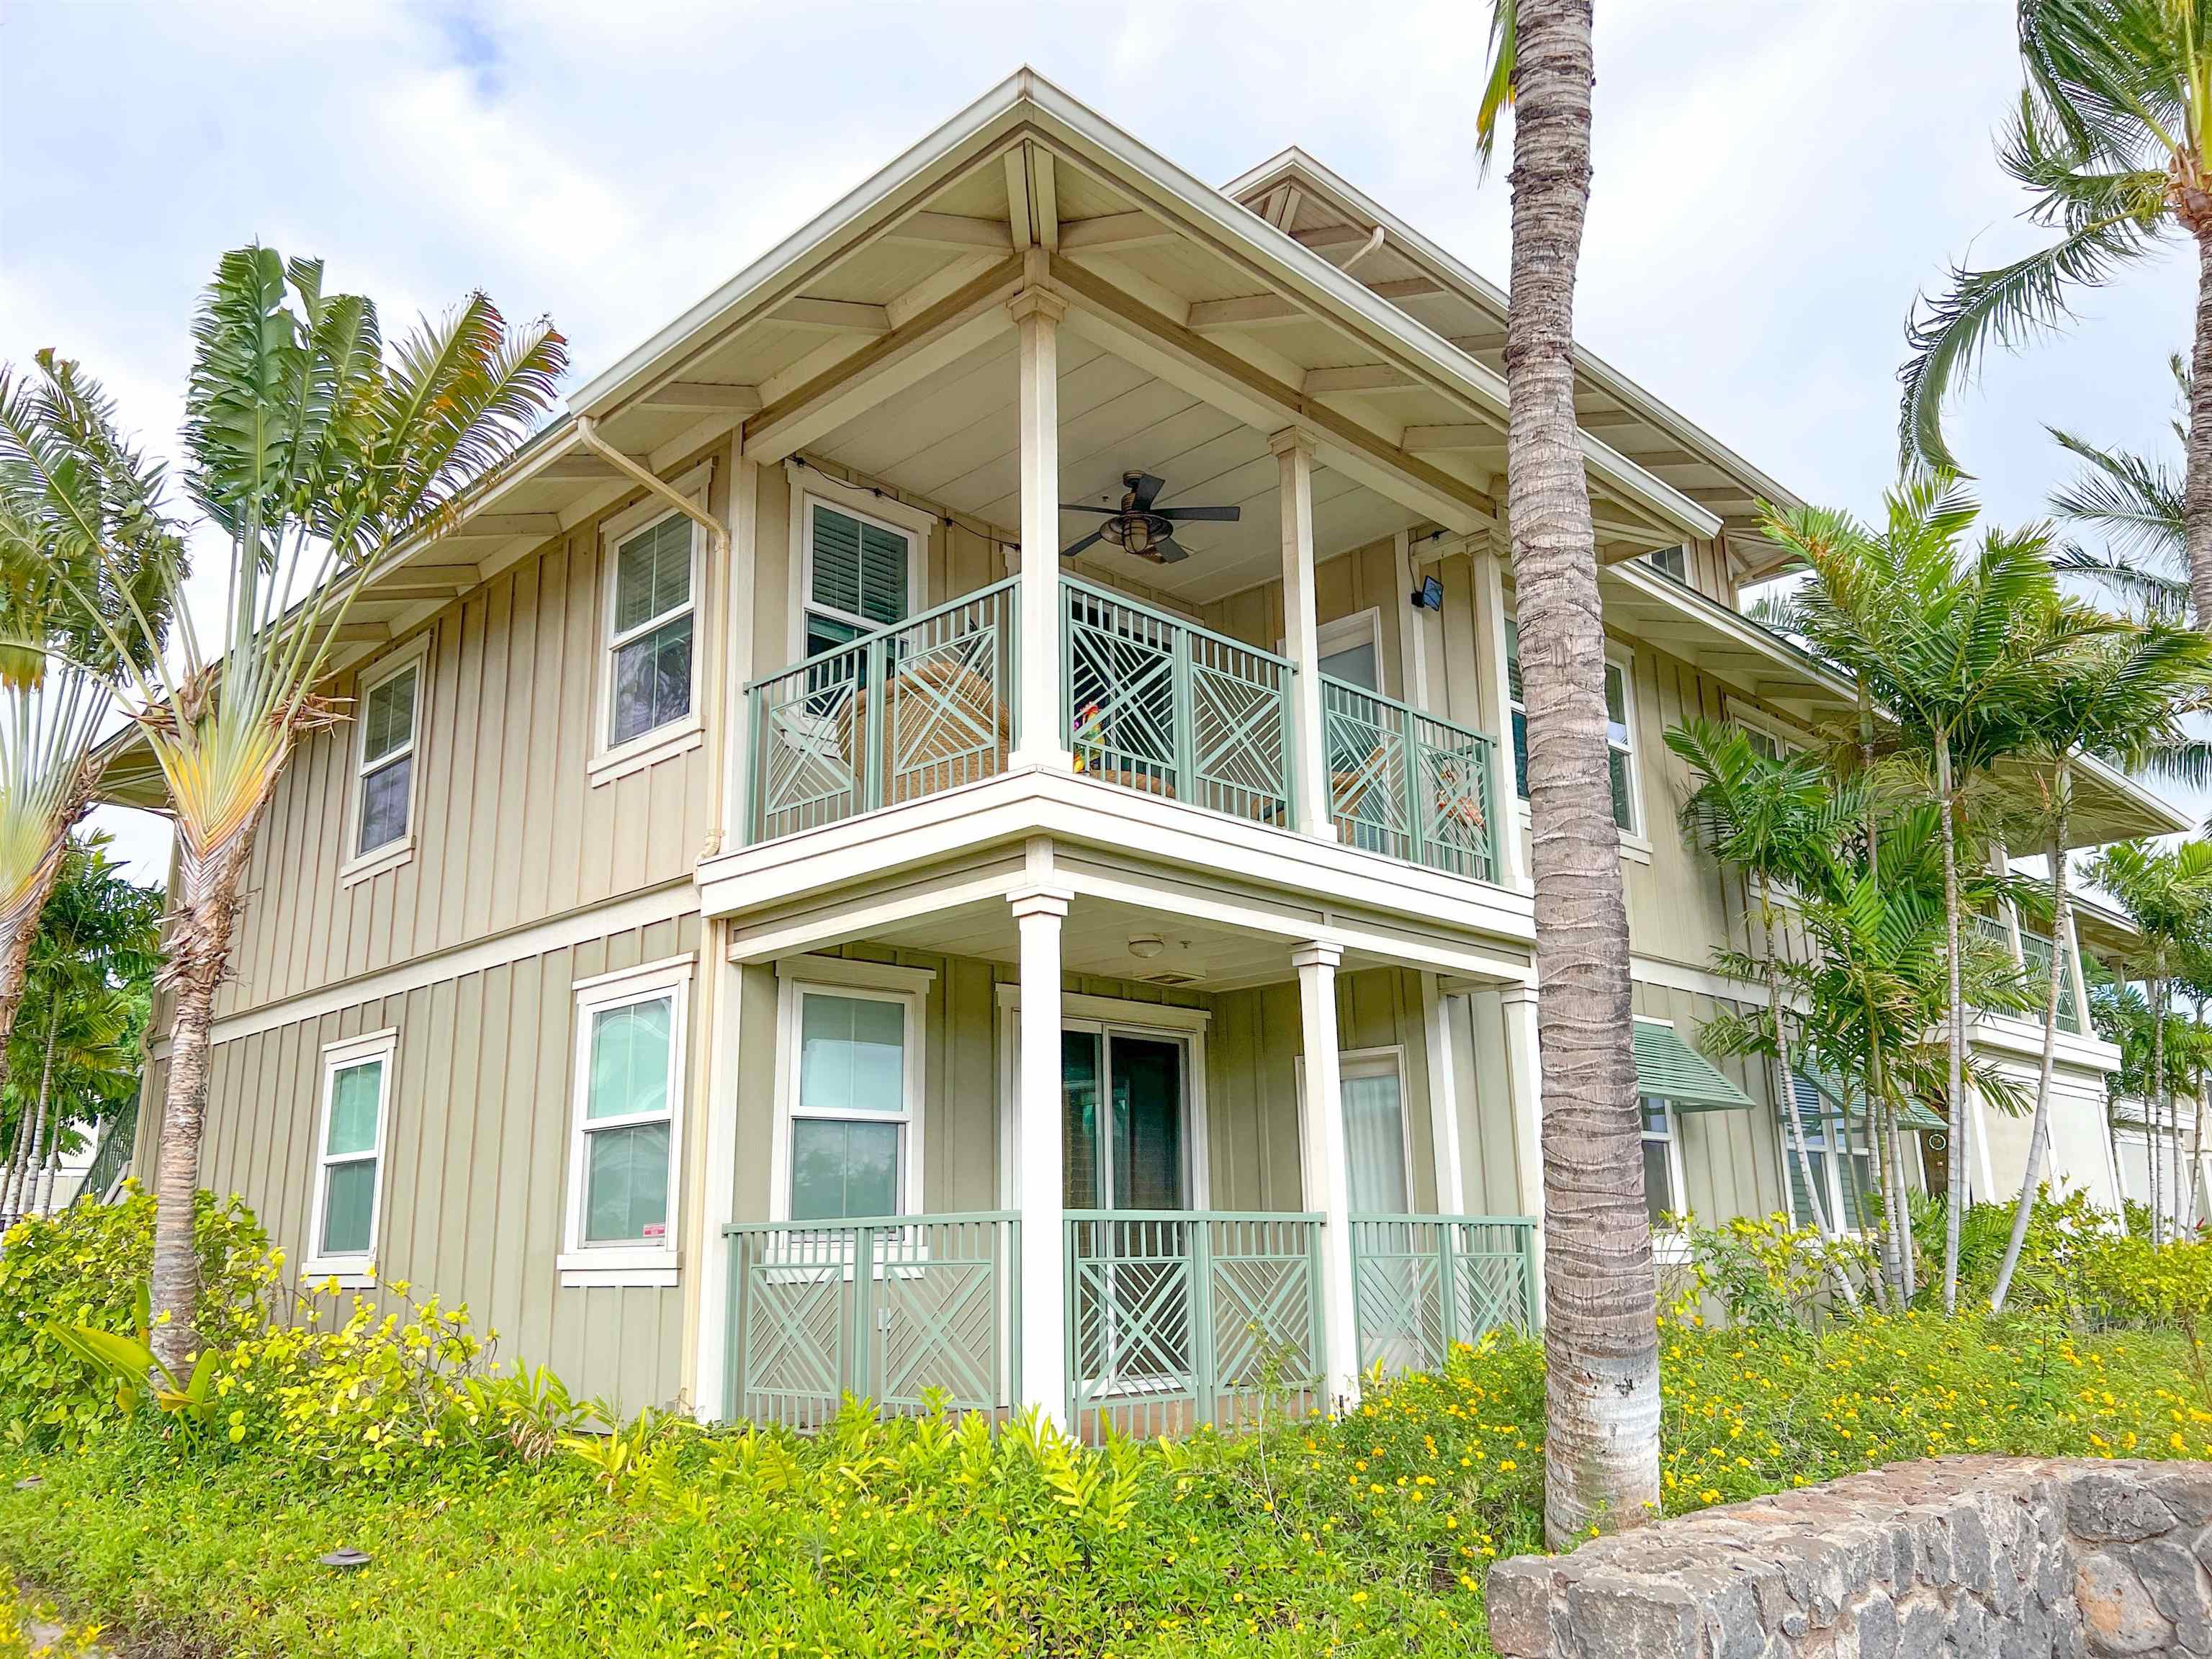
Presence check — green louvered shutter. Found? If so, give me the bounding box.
[1629,1021,1755,1112]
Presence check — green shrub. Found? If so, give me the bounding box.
[0,1184,276,1447]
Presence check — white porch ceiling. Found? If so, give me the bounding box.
[804,328,1419,605]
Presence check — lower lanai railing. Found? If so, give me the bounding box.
[723,1213,1020,1429]
[724,1208,1539,1434]
[1349,1215,1539,1377]
[1065,1210,1325,1437]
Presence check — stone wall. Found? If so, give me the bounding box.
[1486,1457,2212,1658]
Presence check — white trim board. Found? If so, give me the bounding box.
[152,881,702,1054]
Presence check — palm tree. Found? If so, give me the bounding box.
[1664,719,1865,1291]
[0,355,181,1070]
[1899,0,2212,634]
[2087,838,2212,1240]
[1701,795,2038,1300]
[0,835,161,1223]
[1990,622,2212,1307]
[1478,0,1659,1546]
[61,248,565,1377]
[1763,477,2109,1310]
[2048,355,2195,620]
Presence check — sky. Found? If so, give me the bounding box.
[1,0,2203,887]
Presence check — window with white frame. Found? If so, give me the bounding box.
[353,655,422,860]
[1640,1097,1686,1228]
[1604,657,1640,835]
[1647,544,1689,583]
[803,499,914,658]
[783,986,915,1220]
[606,511,698,748]
[1340,1049,1411,1215]
[307,1030,396,1277]
[1503,616,1529,801]
[565,961,689,1272]
[1781,1075,1878,1232]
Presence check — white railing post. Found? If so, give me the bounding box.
[1009,271,1071,772]
[1272,426,1334,840]
[1294,940,1361,1404]
[1011,883,1072,1428]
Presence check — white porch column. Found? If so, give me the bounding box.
[1294,940,1361,1404]
[1011,884,1072,1427]
[1419,971,1465,1213]
[690,930,745,1421]
[1473,544,1529,891]
[1498,981,1547,1323]
[1009,277,1071,771]
[1273,426,1334,838]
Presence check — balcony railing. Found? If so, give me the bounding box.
[724,1208,1539,1437]
[1064,579,1296,826]
[1349,1215,1538,1377]
[746,579,1017,842]
[1320,677,1499,883]
[723,1212,1020,1429]
[1066,1209,1323,1437]
[740,575,1501,885]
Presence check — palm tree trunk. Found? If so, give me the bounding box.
[2187,230,2212,635]
[1936,734,1967,1313]
[0,1100,28,1228]
[1764,878,1858,1310]
[2185,1052,2207,1237]
[1859,683,1912,1303]
[0,779,92,1079]
[148,826,256,1381]
[4,1008,58,1226]
[1501,0,1659,1549]
[1992,768,2072,1311]
[2152,967,2170,1245]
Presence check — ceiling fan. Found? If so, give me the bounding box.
[1061,472,1240,565]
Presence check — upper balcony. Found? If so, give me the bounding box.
[742,572,1501,884]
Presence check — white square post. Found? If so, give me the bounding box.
[1011,884,1072,1427]
[1294,940,1361,1404]
[1473,544,1530,891]
[1498,981,1547,1326]
[1010,274,1071,771]
[1272,426,1334,839]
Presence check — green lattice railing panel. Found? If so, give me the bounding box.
[724,1213,1020,1429]
[1319,676,1498,883]
[1064,579,1295,825]
[1066,1210,1322,1439]
[746,580,1016,842]
[1350,1215,1537,1378]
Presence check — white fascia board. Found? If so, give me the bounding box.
[1607,557,1856,703]
[2075,752,2195,837]
[1227,146,1794,525]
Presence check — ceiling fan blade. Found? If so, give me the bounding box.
[1060,529,1107,559]
[1156,504,1240,522]
[1127,472,1167,511]
[1059,503,1122,514]
[1152,536,1191,564]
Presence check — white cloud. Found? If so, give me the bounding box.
[10,0,2204,886]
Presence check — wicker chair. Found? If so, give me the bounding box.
[842,656,1012,805]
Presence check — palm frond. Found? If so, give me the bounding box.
[1473,0,1517,174]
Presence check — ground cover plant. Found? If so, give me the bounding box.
[1,1194,2211,1656]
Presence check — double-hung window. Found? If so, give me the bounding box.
[1604,658,1640,835]
[348,647,425,873]
[1503,617,1529,801]
[804,500,914,659]
[607,511,697,749]
[1640,1097,1685,1229]
[307,1031,396,1281]
[563,960,690,1284]
[783,984,917,1221]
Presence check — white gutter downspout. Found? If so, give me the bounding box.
[575,415,734,856]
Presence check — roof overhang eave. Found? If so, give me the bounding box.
[571,71,1718,542]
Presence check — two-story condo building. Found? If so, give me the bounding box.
[104,71,2190,1431]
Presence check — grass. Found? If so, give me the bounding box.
[1,1311,2209,1658]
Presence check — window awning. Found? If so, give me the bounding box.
[1632,1021,1755,1112]
[1793,1068,1946,1135]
